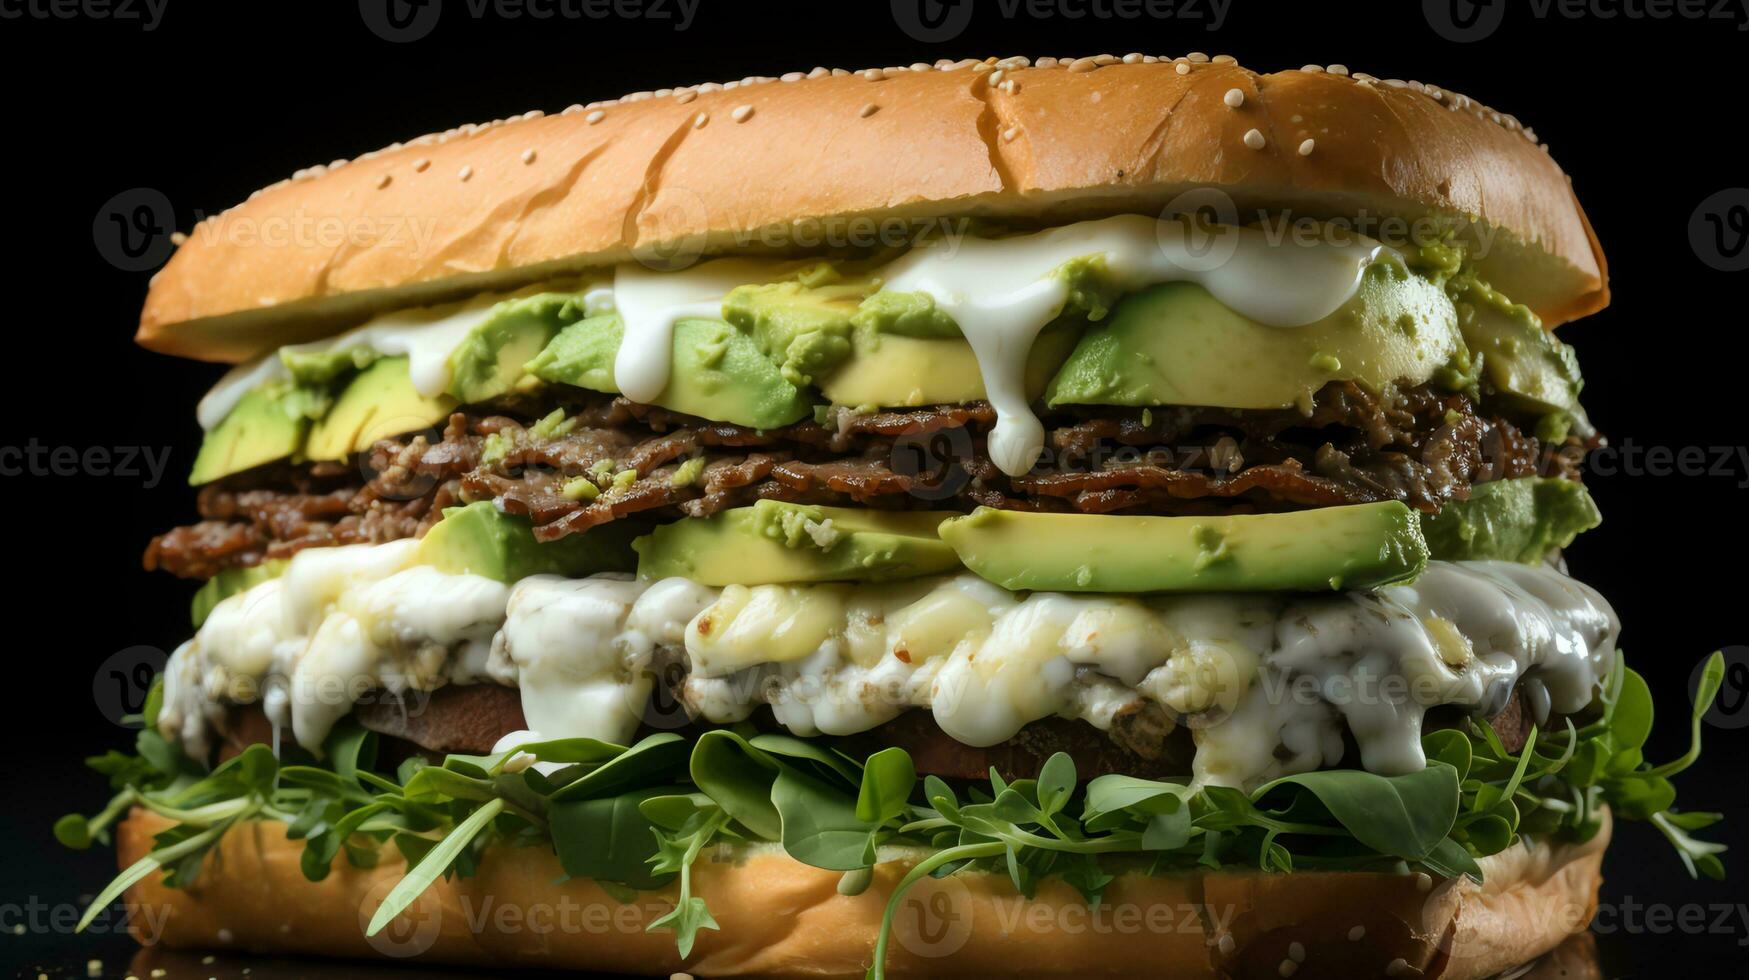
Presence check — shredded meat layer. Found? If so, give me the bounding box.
[148,382,1583,579]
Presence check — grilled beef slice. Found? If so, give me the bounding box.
[149,381,1581,579]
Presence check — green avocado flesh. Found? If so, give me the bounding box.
[446,292,586,403]
[188,387,310,486]
[525,313,814,430]
[938,501,1429,593]
[191,238,1584,492]
[189,560,287,627]
[1046,259,1468,411]
[634,501,961,585]
[415,501,641,582]
[1450,277,1583,419]
[1420,477,1600,564]
[305,357,456,462]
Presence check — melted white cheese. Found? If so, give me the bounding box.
[160,545,1617,789]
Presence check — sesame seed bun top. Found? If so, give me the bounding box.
[136,54,1608,364]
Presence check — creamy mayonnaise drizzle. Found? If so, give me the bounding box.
[609,258,784,403]
[200,217,1383,473]
[877,215,1386,474]
[195,283,577,430]
[160,544,1616,788]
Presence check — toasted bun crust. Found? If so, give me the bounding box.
[138,56,1606,364]
[118,809,1608,979]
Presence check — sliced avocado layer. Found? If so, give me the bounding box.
[526,314,814,430]
[938,502,1429,593]
[190,559,287,627]
[446,292,587,403]
[1450,278,1583,419]
[304,357,457,462]
[189,387,311,486]
[1045,259,1467,411]
[1420,477,1600,564]
[634,501,961,585]
[820,323,1081,408]
[415,501,641,582]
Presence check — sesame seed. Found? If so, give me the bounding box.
[170,231,188,246]
[1385,959,1411,977]
[1217,933,1237,955]
[1298,138,1315,156]
[909,62,932,72]
[783,71,806,82]
[1212,54,1237,65]
[989,69,1006,85]
[520,149,536,164]
[1223,88,1245,108]
[1001,79,1017,94]
[1123,52,1143,64]
[732,104,754,123]
[693,111,709,129]
[1187,51,1209,63]
[1288,942,1305,962]
[675,90,697,104]
[859,103,879,118]
[1067,56,1098,74]
[586,110,605,124]
[1327,64,1350,76]
[413,158,430,172]
[1414,872,1433,892]
[1176,62,1191,75]
[1348,925,1366,941]
[376,173,392,189]
[1093,53,1118,65]
[1002,126,1020,142]
[1301,64,1324,73]
[1243,128,1265,150]
[1278,961,1298,978]
[861,68,883,81]
[457,165,473,181]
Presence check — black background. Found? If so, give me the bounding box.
[5,0,1749,975]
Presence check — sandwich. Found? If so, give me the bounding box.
[62,53,1727,978]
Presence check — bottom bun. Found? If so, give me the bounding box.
[117,808,1608,979]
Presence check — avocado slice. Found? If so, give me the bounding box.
[189,387,312,485]
[305,356,458,461]
[190,559,288,627]
[1451,281,1583,418]
[634,501,962,585]
[820,323,1081,408]
[525,314,814,429]
[938,502,1429,593]
[1045,259,1466,410]
[446,292,586,403]
[721,279,861,388]
[1420,477,1600,564]
[415,501,641,582]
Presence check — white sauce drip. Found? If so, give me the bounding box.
[609,259,779,403]
[198,217,1381,471]
[879,215,1385,474]
[161,547,1616,789]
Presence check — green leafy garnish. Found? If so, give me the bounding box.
[63,650,1727,976]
